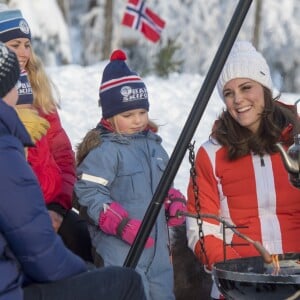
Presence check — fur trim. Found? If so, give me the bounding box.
[76,128,102,166]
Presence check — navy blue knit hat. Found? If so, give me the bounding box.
[17,70,33,105]
[99,49,149,119]
[0,8,31,43]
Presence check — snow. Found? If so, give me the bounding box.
[6,0,300,93]
[47,63,300,195]
[5,0,300,193]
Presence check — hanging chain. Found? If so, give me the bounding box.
[188,141,209,266]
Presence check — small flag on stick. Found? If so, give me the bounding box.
[122,0,166,43]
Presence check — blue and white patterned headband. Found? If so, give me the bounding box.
[0,9,31,43]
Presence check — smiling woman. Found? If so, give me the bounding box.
[222,79,265,133]
[186,40,300,299]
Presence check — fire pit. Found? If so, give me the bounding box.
[212,253,300,300]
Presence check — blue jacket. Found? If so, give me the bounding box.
[75,128,174,300]
[0,100,87,300]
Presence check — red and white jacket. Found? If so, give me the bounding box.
[187,135,300,270]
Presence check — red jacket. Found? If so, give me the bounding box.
[35,109,75,209]
[27,135,62,205]
[187,136,300,269]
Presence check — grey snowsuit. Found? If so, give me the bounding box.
[75,129,175,300]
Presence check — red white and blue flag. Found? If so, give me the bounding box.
[121,0,165,43]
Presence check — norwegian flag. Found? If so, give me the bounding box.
[121,0,165,43]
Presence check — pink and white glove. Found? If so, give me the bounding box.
[99,202,154,248]
[165,188,187,227]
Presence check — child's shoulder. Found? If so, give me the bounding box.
[76,128,102,165]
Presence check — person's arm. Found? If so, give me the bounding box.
[75,144,155,248]
[28,136,66,232]
[41,110,76,210]
[0,144,86,283]
[186,144,241,269]
[74,144,117,225]
[164,187,187,226]
[27,136,62,205]
[16,107,65,229]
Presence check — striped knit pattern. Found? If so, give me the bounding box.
[100,75,143,93]
[0,9,31,43]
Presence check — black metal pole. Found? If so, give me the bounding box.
[124,0,253,268]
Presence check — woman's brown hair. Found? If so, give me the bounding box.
[211,87,300,160]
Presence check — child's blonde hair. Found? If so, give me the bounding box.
[26,47,60,114]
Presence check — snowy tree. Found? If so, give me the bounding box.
[261,0,300,92]
[8,0,72,64]
[4,0,300,92]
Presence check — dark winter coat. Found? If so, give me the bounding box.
[0,100,86,300]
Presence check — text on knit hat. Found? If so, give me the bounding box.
[99,49,149,119]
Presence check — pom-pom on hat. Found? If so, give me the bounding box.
[217,41,273,100]
[99,49,149,119]
[0,42,20,98]
[17,70,33,105]
[0,6,31,42]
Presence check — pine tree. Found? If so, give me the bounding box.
[154,38,183,78]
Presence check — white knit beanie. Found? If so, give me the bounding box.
[217,41,273,100]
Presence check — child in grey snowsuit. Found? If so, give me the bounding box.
[75,49,187,300]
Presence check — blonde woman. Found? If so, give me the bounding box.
[0,7,92,261]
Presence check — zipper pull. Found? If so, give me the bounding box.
[260,155,265,167]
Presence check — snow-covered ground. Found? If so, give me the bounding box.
[48,63,300,195]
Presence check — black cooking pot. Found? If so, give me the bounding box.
[212,253,300,300]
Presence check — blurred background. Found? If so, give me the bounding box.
[3,0,300,93]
